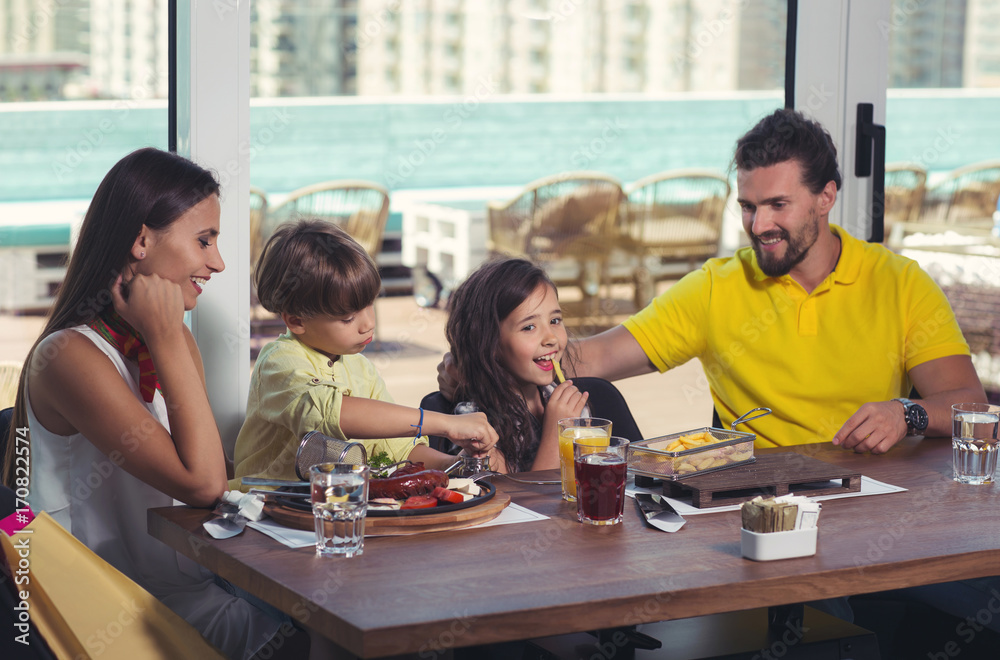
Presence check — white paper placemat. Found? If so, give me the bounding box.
[247,502,549,549]
[626,476,906,516]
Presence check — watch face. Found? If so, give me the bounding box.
[907,404,929,431]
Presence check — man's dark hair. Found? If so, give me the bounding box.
[733,108,842,193]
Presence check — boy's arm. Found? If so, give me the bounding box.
[339,397,498,454]
[406,445,459,471]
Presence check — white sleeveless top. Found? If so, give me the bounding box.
[26,326,281,660]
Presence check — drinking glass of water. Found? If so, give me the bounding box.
[952,403,1000,485]
[310,463,369,557]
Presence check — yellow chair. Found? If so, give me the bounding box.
[0,361,21,409]
[486,172,626,325]
[1,512,226,659]
[623,169,730,307]
[920,160,1000,226]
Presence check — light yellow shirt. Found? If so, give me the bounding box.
[623,225,969,448]
[230,332,426,489]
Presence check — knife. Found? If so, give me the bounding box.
[634,493,686,533]
[241,477,309,488]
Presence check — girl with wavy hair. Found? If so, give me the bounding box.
[445,258,590,473]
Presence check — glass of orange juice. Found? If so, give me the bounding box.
[557,418,611,501]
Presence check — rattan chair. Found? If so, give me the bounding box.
[256,181,391,348]
[623,169,730,307]
[486,172,626,324]
[249,186,268,267]
[266,180,390,260]
[882,163,926,240]
[920,160,1000,226]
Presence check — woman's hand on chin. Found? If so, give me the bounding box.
[113,273,184,342]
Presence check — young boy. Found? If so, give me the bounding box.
[230,219,497,489]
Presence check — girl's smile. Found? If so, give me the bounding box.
[499,283,566,397]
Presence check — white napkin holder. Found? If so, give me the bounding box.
[741,526,817,561]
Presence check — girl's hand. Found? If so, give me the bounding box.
[112,273,185,343]
[531,382,588,472]
[544,380,589,423]
[444,412,499,456]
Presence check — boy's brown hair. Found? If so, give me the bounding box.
[254,218,381,318]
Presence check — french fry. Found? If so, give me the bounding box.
[553,360,565,384]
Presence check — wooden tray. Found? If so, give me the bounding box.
[264,493,511,536]
[634,452,861,508]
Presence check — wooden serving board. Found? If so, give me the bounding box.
[637,453,861,508]
[264,494,511,536]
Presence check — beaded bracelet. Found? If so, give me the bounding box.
[410,407,424,443]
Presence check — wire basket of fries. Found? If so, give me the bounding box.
[627,408,770,481]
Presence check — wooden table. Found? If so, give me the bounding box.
[148,440,1000,658]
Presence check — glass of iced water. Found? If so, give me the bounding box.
[309,463,369,557]
[952,403,1000,485]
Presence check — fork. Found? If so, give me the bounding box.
[470,470,560,485]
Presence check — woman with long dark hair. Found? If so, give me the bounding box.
[0,148,290,659]
[445,258,590,473]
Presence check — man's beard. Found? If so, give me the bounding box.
[750,208,821,277]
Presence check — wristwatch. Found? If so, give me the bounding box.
[894,398,929,436]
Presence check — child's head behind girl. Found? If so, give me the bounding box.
[255,219,380,358]
[446,258,569,472]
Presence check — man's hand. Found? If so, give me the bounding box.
[832,400,909,454]
[436,351,462,401]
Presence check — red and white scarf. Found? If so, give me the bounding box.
[87,311,161,403]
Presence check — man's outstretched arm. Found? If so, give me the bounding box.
[570,325,658,381]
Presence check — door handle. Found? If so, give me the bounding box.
[855,103,886,243]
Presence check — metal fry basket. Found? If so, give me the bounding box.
[294,431,368,480]
[627,407,771,481]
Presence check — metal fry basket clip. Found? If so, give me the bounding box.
[729,407,772,430]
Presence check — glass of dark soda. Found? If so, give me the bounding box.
[574,436,630,525]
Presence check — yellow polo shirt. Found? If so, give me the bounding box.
[230,332,427,489]
[623,225,969,447]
